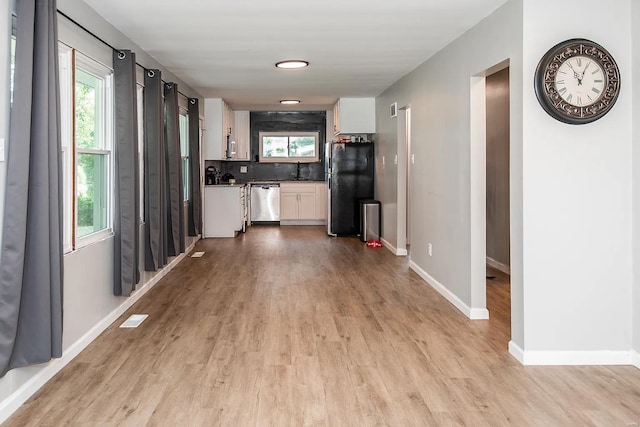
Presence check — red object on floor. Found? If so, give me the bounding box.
[366,240,382,248]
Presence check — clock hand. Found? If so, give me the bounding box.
[573,70,583,85]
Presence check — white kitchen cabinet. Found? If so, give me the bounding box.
[333,97,376,135]
[280,182,326,224]
[231,110,250,161]
[315,182,327,220]
[203,98,235,160]
[280,192,300,220]
[203,185,246,237]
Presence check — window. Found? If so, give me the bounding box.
[259,131,319,163]
[179,110,189,202]
[59,43,73,253]
[9,14,16,104]
[74,53,113,246]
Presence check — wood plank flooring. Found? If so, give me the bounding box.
[5,226,640,426]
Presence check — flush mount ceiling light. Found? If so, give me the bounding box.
[275,60,309,69]
[280,100,301,105]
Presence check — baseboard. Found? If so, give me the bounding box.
[0,240,197,425]
[408,260,487,320]
[486,257,510,275]
[509,341,634,366]
[381,237,408,256]
[508,341,525,364]
[631,350,640,369]
[279,220,326,226]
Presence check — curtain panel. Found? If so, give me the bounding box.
[0,0,63,375]
[112,49,140,296]
[187,99,201,236]
[143,70,168,271]
[164,83,185,256]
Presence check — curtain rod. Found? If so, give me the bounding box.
[56,9,194,100]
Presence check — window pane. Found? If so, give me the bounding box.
[10,37,16,104]
[182,157,189,201]
[263,136,289,158]
[75,68,104,149]
[179,113,189,156]
[289,136,316,158]
[77,153,108,237]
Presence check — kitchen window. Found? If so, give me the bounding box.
[259,131,319,163]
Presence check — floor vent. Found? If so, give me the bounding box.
[191,251,205,258]
[119,314,148,328]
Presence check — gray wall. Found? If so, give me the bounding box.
[485,68,510,269]
[375,0,524,338]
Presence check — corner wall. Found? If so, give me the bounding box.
[632,0,640,365]
[521,0,632,360]
[375,0,524,339]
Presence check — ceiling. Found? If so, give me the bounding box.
[82,0,507,111]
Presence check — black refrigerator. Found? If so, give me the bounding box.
[326,142,374,236]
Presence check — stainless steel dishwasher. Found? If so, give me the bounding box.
[250,183,280,223]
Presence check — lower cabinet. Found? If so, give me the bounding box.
[204,185,246,237]
[280,182,326,223]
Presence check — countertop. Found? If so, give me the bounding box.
[206,180,325,187]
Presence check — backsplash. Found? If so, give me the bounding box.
[205,111,327,182]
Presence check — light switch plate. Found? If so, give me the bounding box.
[0,138,5,162]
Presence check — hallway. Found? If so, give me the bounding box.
[6,226,640,426]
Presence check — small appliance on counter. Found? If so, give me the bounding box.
[205,166,219,185]
[221,172,235,184]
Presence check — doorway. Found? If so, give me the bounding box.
[485,67,511,340]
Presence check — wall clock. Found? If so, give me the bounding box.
[534,38,620,124]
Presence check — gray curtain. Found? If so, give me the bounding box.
[112,49,140,296]
[143,70,168,270]
[0,0,63,375]
[164,83,185,256]
[187,99,201,236]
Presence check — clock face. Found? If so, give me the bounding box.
[534,39,621,124]
[554,56,606,107]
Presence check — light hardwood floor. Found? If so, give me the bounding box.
[5,226,640,426]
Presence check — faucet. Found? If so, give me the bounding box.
[295,161,301,180]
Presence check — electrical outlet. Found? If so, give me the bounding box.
[394,154,398,165]
[240,166,247,173]
[411,154,415,164]
[428,243,433,257]
[382,156,385,167]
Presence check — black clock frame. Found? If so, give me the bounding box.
[534,38,620,125]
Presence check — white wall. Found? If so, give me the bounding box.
[521,0,632,358]
[0,0,202,420]
[375,0,524,336]
[632,0,640,362]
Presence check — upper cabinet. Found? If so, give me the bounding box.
[233,110,250,161]
[203,99,250,161]
[202,98,249,160]
[203,98,225,160]
[333,97,376,135]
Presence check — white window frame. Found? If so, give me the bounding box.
[258,131,320,163]
[59,42,74,253]
[73,51,114,248]
[179,108,190,202]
